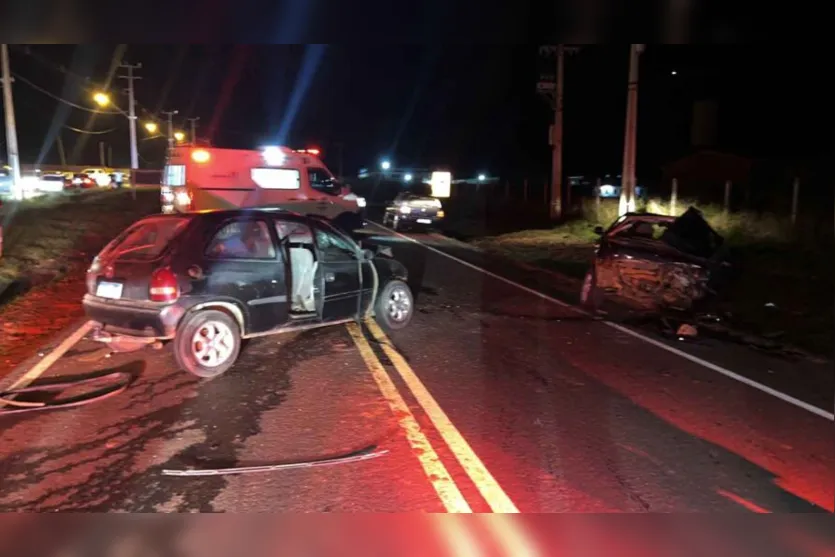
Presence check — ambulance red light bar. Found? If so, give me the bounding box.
[297,147,321,156]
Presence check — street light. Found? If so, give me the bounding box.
[478,174,486,181]
[93,92,110,107]
[174,131,186,142]
[380,159,391,170]
[404,173,412,182]
[144,122,158,133]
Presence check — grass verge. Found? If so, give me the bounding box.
[472,199,833,356]
[1,190,158,290]
[0,189,160,375]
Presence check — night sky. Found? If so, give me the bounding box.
[1,44,829,184]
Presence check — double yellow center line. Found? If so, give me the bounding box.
[347,319,519,514]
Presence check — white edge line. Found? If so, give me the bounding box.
[2,320,96,395]
[368,221,835,423]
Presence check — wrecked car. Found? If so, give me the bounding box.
[83,208,413,378]
[580,207,730,313]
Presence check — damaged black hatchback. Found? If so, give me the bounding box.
[581,207,730,313]
[83,208,413,378]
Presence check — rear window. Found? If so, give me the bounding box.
[102,217,189,261]
[164,165,186,186]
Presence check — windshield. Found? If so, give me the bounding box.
[307,168,342,196]
[100,217,189,261]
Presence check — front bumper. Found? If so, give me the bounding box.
[83,294,185,339]
[395,209,444,225]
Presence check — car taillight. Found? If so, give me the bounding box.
[86,258,101,293]
[149,267,180,302]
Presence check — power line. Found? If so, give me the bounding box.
[11,72,121,115]
[63,124,117,135]
[11,45,165,124]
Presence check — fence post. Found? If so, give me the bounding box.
[670,177,678,216]
[595,177,601,221]
[523,179,528,202]
[723,180,732,214]
[790,177,800,226]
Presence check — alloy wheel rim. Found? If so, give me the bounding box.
[191,320,235,368]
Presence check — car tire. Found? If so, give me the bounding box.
[580,266,602,310]
[173,310,242,378]
[375,279,414,331]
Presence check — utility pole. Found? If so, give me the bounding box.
[117,62,142,171]
[162,110,179,149]
[56,134,67,167]
[618,44,643,216]
[335,141,344,180]
[550,44,565,220]
[187,116,200,144]
[1,44,22,200]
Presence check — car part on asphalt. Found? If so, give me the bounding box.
[0,370,132,416]
[162,445,388,477]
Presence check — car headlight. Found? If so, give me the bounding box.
[356,196,366,208]
[399,205,412,214]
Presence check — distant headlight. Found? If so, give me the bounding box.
[399,205,412,214]
[175,191,191,205]
[599,184,616,197]
[356,196,366,208]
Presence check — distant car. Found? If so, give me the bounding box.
[0,168,11,196]
[81,168,113,187]
[382,184,445,231]
[581,208,730,313]
[83,208,414,378]
[38,173,68,193]
[69,173,96,190]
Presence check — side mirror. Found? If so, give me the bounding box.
[593,225,604,236]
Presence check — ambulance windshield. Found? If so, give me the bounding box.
[308,168,342,196]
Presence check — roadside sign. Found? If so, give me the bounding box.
[430,171,451,198]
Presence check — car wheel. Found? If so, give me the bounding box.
[580,266,602,310]
[173,310,241,378]
[375,280,414,331]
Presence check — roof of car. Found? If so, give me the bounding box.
[149,207,319,224]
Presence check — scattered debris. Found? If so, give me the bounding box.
[676,323,698,337]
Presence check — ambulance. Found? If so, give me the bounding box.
[161,145,366,231]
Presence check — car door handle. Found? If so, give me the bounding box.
[325,272,335,282]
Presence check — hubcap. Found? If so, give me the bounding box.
[387,286,412,323]
[191,320,234,368]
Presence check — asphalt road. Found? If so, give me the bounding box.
[0,223,832,516]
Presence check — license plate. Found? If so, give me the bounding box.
[96,281,123,299]
[417,218,432,224]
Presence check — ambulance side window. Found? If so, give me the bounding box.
[308,168,340,196]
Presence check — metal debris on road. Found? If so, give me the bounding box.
[162,447,389,477]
